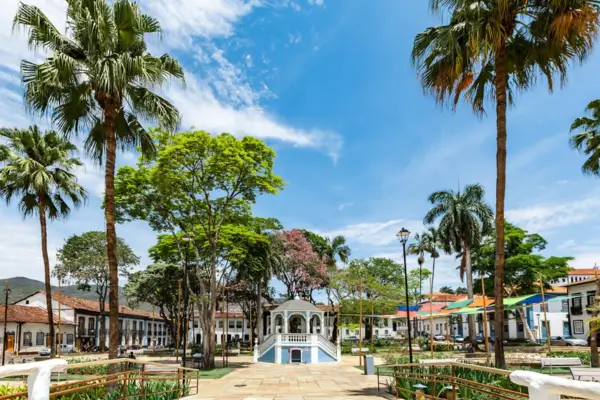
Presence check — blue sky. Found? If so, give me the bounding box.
[2,0,600,292]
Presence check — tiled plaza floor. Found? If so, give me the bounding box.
[184,356,393,400]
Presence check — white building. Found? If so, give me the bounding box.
[566,278,598,340]
[0,305,74,354]
[550,268,599,286]
[16,291,170,350]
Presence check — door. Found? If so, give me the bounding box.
[6,334,14,352]
[290,348,302,363]
[563,322,570,336]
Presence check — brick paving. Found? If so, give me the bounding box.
[184,356,393,400]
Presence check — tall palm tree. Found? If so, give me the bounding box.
[571,99,600,176]
[570,99,600,366]
[14,0,184,359]
[321,235,350,342]
[424,183,493,351]
[0,126,86,357]
[422,226,441,356]
[408,232,427,304]
[412,0,599,367]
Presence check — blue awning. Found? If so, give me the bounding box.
[397,305,420,311]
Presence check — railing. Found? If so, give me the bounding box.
[0,358,200,400]
[258,334,277,355]
[378,361,528,399]
[318,335,337,357]
[511,370,600,400]
[281,334,309,343]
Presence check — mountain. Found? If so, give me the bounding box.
[0,277,153,311]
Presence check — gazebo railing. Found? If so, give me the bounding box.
[281,334,309,343]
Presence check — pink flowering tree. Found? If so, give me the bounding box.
[275,229,327,302]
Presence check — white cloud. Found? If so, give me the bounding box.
[288,33,302,45]
[506,196,600,232]
[338,202,353,211]
[556,180,569,185]
[74,158,105,198]
[166,73,342,160]
[308,0,324,5]
[315,219,424,246]
[558,239,576,250]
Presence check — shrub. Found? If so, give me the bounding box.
[0,385,27,399]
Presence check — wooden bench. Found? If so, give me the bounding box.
[541,357,582,374]
[225,348,240,356]
[570,367,600,381]
[51,370,67,382]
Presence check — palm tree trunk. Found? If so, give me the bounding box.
[38,196,55,358]
[104,107,119,360]
[256,278,263,341]
[493,44,508,369]
[464,243,477,351]
[591,276,600,367]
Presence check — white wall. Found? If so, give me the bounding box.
[568,281,596,340]
[0,322,76,354]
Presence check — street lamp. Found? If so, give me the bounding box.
[181,233,193,368]
[396,227,413,366]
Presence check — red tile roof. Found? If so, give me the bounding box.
[31,291,160,319]
[0,305,74,325]
[568,268,600,275]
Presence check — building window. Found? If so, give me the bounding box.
[504,324,509,333]
[561,300,568,313]
[66,334,74,345]
[345,329,349,335]
[517,323,524,333]
[229,320,234,329]
[218,321,223,328]
[236,320,242,329]
[36,332,44,346]
[23,332,32,347]
[587,292,595,308]
[573,320,585,334]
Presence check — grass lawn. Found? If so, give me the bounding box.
[200,367,234,379]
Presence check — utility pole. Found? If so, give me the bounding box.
[2,281,11,366]
[176,280,182,363]
[359,278,363,367]
[249,305,253,353]
[57,277,61,358]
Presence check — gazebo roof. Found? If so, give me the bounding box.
[272,297,321,312]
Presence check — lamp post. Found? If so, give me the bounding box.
[2,281,11,366]
[181,233,193,368]
[396,227,413,367]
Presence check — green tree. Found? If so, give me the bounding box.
[14,0,184,359]
[408,232,428,303]
[439,286,455,295]
[455,287,468,295]
[570,99,600,176]
[0,126,86,357]
[424,183,493,350]
[412,0,599,367]
[54,231,139,351]
[115,130,284,368]
[124,263,184,348]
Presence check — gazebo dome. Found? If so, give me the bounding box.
[273,296,320,312]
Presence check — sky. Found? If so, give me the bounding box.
[2,0,600,294]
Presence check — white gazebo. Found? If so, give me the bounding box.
[255,296,339,364]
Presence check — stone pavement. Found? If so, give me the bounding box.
[184,356,393,400]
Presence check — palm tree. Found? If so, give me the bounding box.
[412,0,599,367]
[0,126,86,357]
[571,99,600,176]
[424,183,493,351]
[321,235,350,342]
[570,99,600,366]
[408,232,427,307]
[422,226,441,355]
[14,0,184,359]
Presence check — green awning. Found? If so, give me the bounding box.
[502,294,535,306]
[446,298,473,309]
[451,307,482,315]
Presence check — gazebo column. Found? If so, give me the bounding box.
[283,311,289,334]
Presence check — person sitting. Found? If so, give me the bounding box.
[128,351,136,359]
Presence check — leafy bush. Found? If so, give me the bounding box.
[52,379,188,400]
[0,384,27,399]
[66,358,108,375]
[552,351,591,365]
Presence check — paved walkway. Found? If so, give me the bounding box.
[185,356,393,400]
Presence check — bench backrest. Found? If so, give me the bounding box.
[541,357,582,367]
[351,347,370,353]
[419,358,457,364]
[570,367,600,376]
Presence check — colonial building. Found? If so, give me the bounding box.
[550,267,599,286]
[0,305,74,354]
[566,278,598,340]
[15,291,170,350]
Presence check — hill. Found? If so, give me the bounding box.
[0,277,153,311]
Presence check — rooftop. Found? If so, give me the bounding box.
[272,297,321,312]
[0,305,74,325]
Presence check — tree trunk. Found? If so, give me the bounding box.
[591,277,600,367]
[38,197,55,358]
[464,243,478,351]
[256,278,263,341]
[493,44,508,369]
[516,308,536,343]
[202,242,218,369]
[104,105,119,360]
